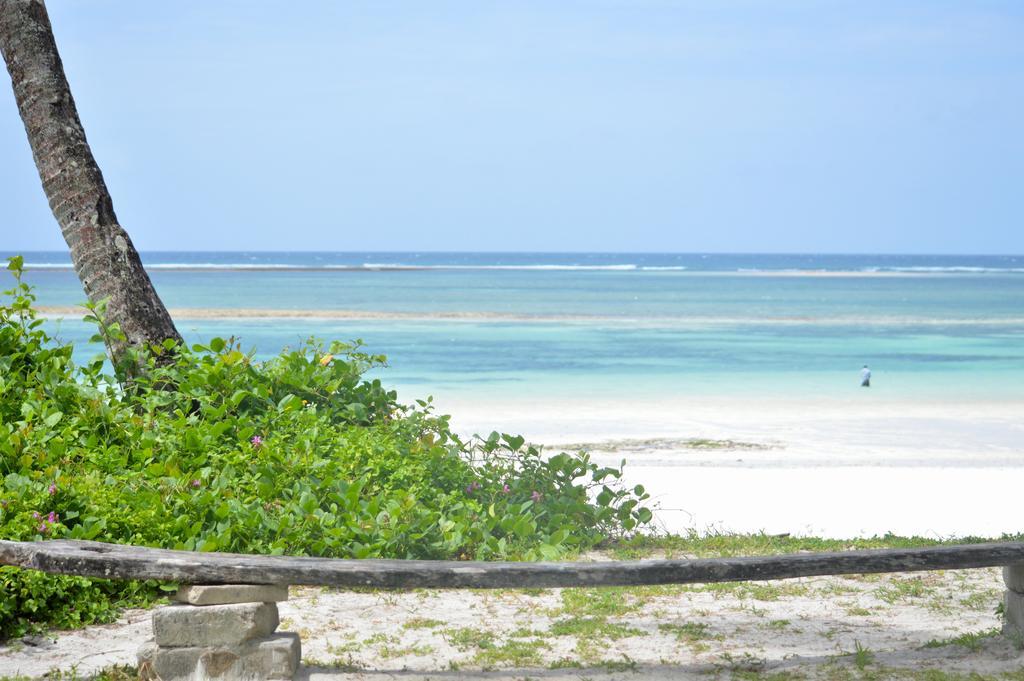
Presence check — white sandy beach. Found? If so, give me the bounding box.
[2,566,1021,678]
[1,394,1022,678]
[437,394,1024,539]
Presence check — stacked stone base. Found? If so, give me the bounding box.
[1005,565,1024,638]
[138,585,299,680]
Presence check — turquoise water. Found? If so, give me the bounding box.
[9,252,1024,402]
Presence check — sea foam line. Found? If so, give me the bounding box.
[21,263,1024,274]
[34,306,1024,326]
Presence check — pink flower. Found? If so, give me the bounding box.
[531,491,542,503]
[47,511,58,524]
[190,479,201,488]
[250,435,263,448]
[32,511,40,520]
[48,483,57,496]
[502,484,510,494]
[37,523,48,534]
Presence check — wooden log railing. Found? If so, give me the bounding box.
[3,539,1023,680]
[1,538,1023,589]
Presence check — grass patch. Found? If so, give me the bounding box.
[852,640,874,669]
[550,616,645,640]
[923,627,1002,652]
[874,577,934,604]
[960,590,998,612]
[472,638,551,668]
[685,580,812,601]
[659,621,723,652]
[403,617,444,629]
[443,627,497,651]
[605,529,1024,560]
[557,587,646,617]
[765,618,792,630]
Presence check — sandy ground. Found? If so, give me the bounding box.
[437,394,1024,539]
[1,566,1021,679]
[1,395,1022,678]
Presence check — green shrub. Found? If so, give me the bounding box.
[0,256,650,638]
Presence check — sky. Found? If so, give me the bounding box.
[1,1,1022,254]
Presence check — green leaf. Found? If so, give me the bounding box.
[277,394,300,412]
[503,434,525,451]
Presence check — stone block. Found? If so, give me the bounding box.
[257,632,302,679]
[1004,589,1024,637]
[153,602,279,647]
[175,584,289,606]
[136,641,158,680]
[136,633,300,681]
[1003,564,1024,594]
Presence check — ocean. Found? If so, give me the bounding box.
[9,251,1024,405]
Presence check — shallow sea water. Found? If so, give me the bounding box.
[14,251,1024,404]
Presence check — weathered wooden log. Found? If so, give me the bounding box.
[2,540,1023,589]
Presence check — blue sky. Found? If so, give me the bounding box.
[1,1,1022,253]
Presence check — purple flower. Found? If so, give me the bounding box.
[531,491,542,503]
[37,523,48,533]
[48,483,57,496]
[32,511,40,520]
[48,511,58,524]
[502,484,511,494]
[250,435,263,448]
[464,482,481,495]
[190,479,201,488]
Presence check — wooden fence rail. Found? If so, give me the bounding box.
[2,538,1023,589]
[4,539,1023,680]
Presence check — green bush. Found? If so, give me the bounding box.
[0,256,650,638]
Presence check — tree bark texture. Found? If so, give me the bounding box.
[0,0,181,363]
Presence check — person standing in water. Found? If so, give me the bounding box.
[860,365,872,387]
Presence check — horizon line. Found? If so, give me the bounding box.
[3,249,1023,258]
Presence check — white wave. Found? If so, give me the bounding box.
[640,266,688,271]
[735,268,828,273]
[878,266,1024,273]
[24,262,313,270]
[360,263,639,271]
[26,261,645,272]
[146,263,308,269]
[35,305,1024,326]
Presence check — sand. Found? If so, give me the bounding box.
[1,393,1022,678]
[437,394,1024,539]
[1,567,1021,678]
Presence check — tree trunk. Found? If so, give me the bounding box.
[0,0,182,368]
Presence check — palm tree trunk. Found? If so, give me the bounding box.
[0,0,182,367]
